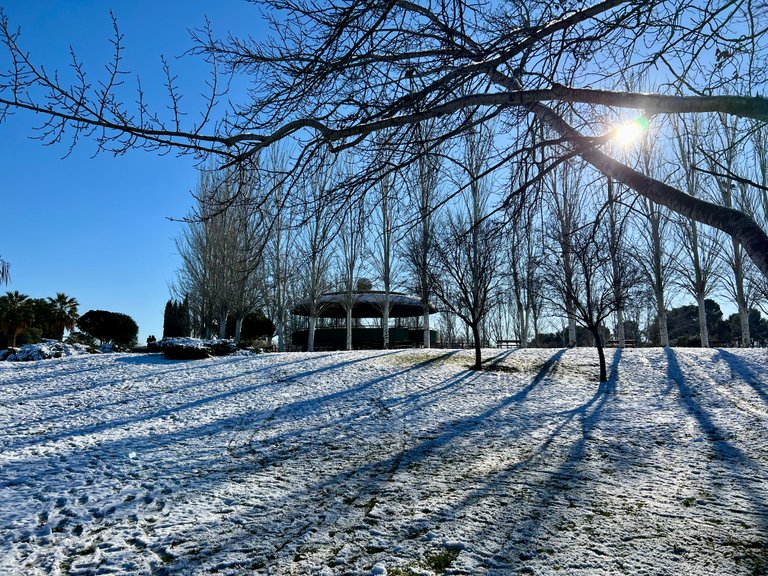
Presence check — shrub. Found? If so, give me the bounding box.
[65,331,97,348]
[163,299,190,338]
[208,340,238,356]
[225,311,275,341]
[16,327,43,346]
[162,346,210,360]
[77,310,138,347]
[156,337,239,360]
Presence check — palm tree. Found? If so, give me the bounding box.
[0,257,8,285]
[0,291,34,347]
[47,293,80,341]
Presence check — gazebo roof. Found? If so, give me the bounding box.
[292,291,437,319]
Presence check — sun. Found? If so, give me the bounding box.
[613,116,650,147]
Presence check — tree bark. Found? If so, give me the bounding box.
[471,322,482,370]
[308,316,317,352]
[234,316,243,345]
[590,325,608,383]
[532,104,768,279]
[692,222,710,347]
[382,294,390,350]
[607,176,625,347]
[697,294,710,348]
[218,311,228,339]
[346,307,353,351]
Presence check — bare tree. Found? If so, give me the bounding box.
[262,148,298,351]
[404,141,441,348]
[545,160,582,347]
[369,168,405,349]
[229,172,270,344]
[0,257,8,285]
[630,127,676,347]
[297,156,337,352]
[175,169,236,338]
[338,191,367,351]
[545,208,640,382]
[606,176,630,346]
[4,2,768,282]
[708,113,757,346]
[671,115,719,347]
[429,122,501,369]
[430,211,502,369]
[506,198,544,348]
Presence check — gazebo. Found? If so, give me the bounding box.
[291,290,437,350]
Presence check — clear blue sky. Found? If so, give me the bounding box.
[0,1,265,343]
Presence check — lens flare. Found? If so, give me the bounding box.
[614,116,649,147]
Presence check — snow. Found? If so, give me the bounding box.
[1,347,767,575]
[1,340,94,362]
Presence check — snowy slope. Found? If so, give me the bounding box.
[1,347,767,575]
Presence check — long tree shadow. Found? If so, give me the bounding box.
[180,348,566,498]
[665,348,768,531]
[155,348,598,572]
[9,351,372,434]
[712,349,768,408]
[2,351,401,453]
[470,349,621,568]
[1,348,582,574]
[294,349,567,504]
[6,351,338,406]
[1,350,459,480]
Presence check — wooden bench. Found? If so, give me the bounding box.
[606,339,636,348]
[496,339,521,349]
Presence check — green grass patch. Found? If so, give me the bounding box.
[424,548,461,573]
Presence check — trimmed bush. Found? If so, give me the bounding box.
[162,346,210,360]
[155,337,234,360]
[78,310,138,347]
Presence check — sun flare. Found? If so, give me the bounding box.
[614,116,650,147]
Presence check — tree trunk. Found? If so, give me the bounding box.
[307,315,317,352]
[591,326,608,383]
[567,312,577,347]
[234,316,243,345]
[657,301,670,347]
[516,302,528,348]
[276,306,286,352]
[615,309,625,348]
[423,307,431,348]
[697,295,710,348]
[471,322,482,370]
[691,221,709,347]
[607,176,625,348]
[382,297,390,350]
[346,307,353,351]
[732,238,752,346]
[218,312,228,339]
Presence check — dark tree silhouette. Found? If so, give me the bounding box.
[545,210,641,382]
[78,310,138,347]
[2,2,768,276]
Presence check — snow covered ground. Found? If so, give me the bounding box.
[1,347,767,575]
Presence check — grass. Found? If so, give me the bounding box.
[386,547,462,575]
[424,549,461,573]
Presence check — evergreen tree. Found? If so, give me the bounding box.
[163,299,191,338]
[78,310,138,347]
[163,300,176,338]
[46,293,79,341]
[0,291,34,347]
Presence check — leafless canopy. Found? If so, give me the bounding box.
[2,1,768,269]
